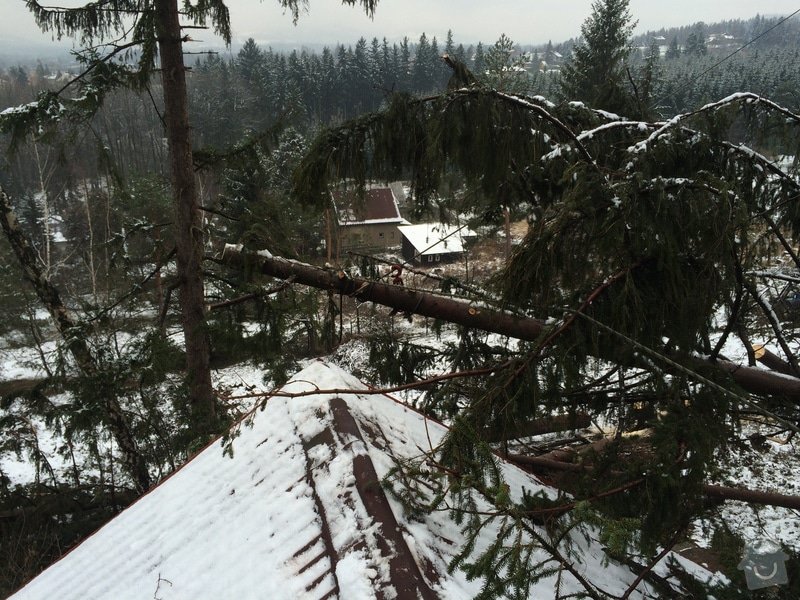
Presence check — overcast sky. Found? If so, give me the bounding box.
[2,0,797,50]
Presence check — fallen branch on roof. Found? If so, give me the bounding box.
[220,245,800,402]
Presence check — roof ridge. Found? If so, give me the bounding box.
[328,397,438,599]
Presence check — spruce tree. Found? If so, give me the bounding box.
[412,33,437,92]
[484,34,528,93]
[472,42,486,77]
[237,38,265,86]
[559,0,637,115]
[684,26,709,57]
[665,35,681,60]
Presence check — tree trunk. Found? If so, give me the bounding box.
[1,185,151,493]
[503,206,511,260]
[221,246,800,401]
[505,450,800,511]
[155,0,217,435]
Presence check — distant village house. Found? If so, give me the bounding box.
[329,185,407,258]
[398,222,474,265]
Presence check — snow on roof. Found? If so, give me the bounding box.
[332,187,403,226]
[11,361,709,599]
[398,222,475,256]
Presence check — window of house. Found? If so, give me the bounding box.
[435,254,441,262]
[427,255,434,263]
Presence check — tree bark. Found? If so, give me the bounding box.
[1,185,151,493]
[155,0,217,434]
[505,451,800,511]
[753,343,796,376]
[482,413,591,442]
[221,246,800,401]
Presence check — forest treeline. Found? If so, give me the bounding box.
[2,13,799,172]
[1,14,798,336]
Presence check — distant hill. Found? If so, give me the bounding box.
[0,36,76,71]
[631,14,800,53]
[527,13,800,63]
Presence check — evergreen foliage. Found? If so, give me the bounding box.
[295,53,800,595]
[683,25,709,57]
[559,0,637,116]
[482,34,532,94]
[665,36,681,60]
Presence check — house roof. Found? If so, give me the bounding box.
[398,222,474,256]
[11,361,710,600]
[332,187,403,226]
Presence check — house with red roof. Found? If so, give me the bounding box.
[330,186,408,256]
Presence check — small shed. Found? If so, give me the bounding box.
[330,186,407,255]
[398,222,474,265]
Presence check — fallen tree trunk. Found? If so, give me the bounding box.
[504,452,800,510]
[753,343,796,377]
[221,246,800,402]
[701,484,800,509]
[221,245,546,340]
[482,413,592,442]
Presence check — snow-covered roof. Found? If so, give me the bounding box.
[11,361,710,599]
[398,222,475,256]
[332,187,404,226]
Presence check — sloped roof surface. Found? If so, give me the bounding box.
[398,222,473,256]
[12,361,705,599]
[332,188,403,225]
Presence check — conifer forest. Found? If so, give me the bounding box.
[2,1,800,597]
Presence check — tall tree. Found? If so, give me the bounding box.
[484,33,529,93]
[156,0,219,434]
[559,0,637,115]
[665,35,681,60]
[471,42,486,77]
[684,26,709,57]
[399,37,412,91]
[237,37,264,85]
[412,33,434,92]
[12,0,380,437]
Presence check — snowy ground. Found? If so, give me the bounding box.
[703,304,800,555]
[699,426,800,553]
